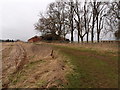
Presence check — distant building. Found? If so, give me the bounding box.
[28,34,70,43]
[28,36,42,42]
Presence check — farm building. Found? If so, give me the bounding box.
[28,36,43,42]
[28,34,70,43]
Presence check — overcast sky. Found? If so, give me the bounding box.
[0,0,116,41]
[0,0,55,41]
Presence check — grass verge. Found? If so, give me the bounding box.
[51,44,118,88]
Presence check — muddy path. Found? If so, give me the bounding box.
[2,42,68,88]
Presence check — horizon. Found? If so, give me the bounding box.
[0,0,55,41]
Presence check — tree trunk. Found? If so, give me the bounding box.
[91,2,96,43]
[86,32,89,43]
[71,29,74,43]
[71,14,74,42]
[91,28,94,43]
[81,37,84,43]
[91,14,95,43]
[78,30,80,43]
[96,15,99,43]
[97,32,100,43]
[70,1,74,43]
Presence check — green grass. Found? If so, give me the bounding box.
[52,44,118,88]
[8,59,46,86]
[8,70,27,86]
[25,59,45,69]
[9,43,117,88]
[36,80,47,87]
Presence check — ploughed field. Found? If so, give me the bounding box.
[1,42,118,88]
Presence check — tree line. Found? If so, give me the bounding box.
[34,0,120,43]
[0,39,15,42]
[0,39,21,42]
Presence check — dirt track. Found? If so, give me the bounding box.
[46,42,118,88]
[2,42,68,88]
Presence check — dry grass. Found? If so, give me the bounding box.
[2,41,118,88]
[2,42,69,88]
[45,42,118,53]
[0,42,2,88]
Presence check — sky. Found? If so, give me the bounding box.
[0,0,55,41]
[0,0,116,41]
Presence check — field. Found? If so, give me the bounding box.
[1,41,119,88]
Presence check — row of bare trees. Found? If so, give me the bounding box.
[35,0,119,43]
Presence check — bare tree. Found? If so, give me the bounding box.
[83,1,92,43]
[35,1,70,39]
[61,0,70,40]
[90,0,97,43]
[68,0,75,43]
[35,0,119,43]
[34,13,57,35]
[95,2,108,42]
[74,0,88,43]
[106,1,120,40]
[74,0,80,43]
